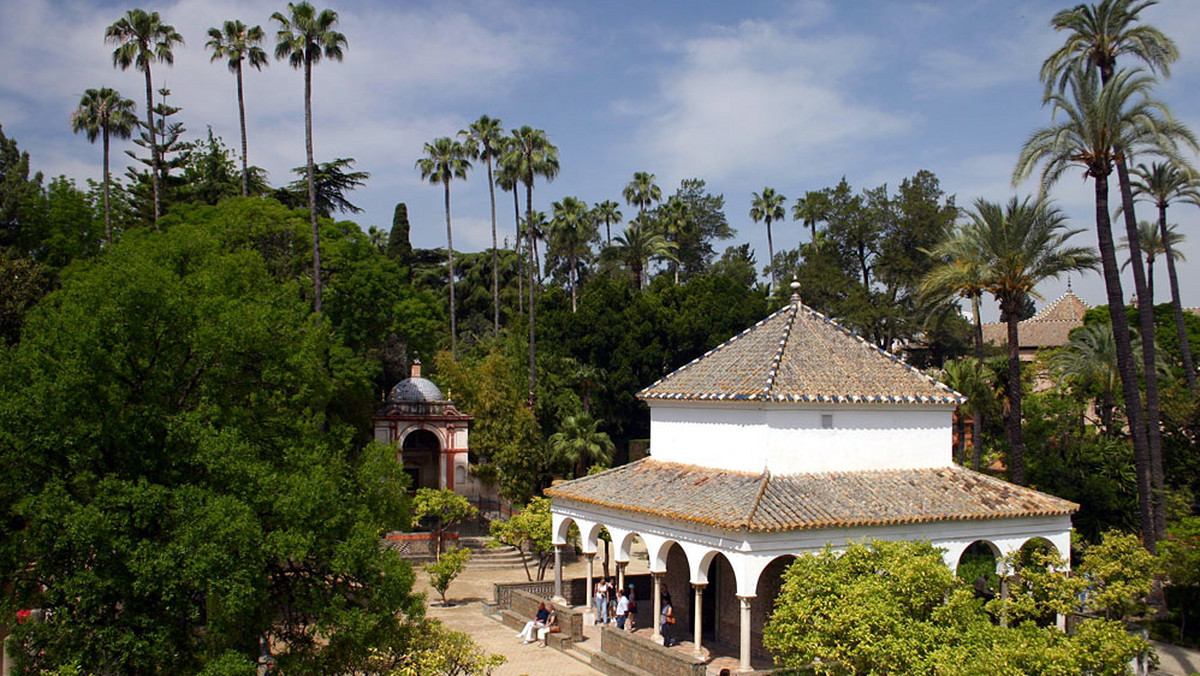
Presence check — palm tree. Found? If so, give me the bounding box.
[1132,161,1200,392]
[495,141,524,313]
[70,87,136,245]
[417,137,472,359]
[272,1,346,315]
[205,20,268,198]
[607,222,677,291]
[657,196,691,284]
[593,199,622,246]
[750,187,787,294]
[549,413,615,478]
[105,9,183,227]
[1041,0,1177,92]
[503,126,559,407]
[1121,218,1183,304]
[549,196,593,312]
[459,115,505,333]
[1016,63,1194,545]
[939,358,996,469]
[623,171,661,220]
[960,197,1097,486]
[922,225,991,465]
[1051,322,1125,437]
[792,190,830,245]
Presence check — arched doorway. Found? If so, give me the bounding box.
[402,429,441,490]
[702,553,736,648]
[753,555,795,658]
[957,541,1001,600]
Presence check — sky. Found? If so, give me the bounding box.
[3,0,1200,322]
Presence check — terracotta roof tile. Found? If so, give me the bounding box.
[546,459,1077,533]
[983,290,1090,349]
[638,296,964,405]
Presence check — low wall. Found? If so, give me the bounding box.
[596,627,706,676]
[384,531,459,561]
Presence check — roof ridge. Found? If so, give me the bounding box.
[741,469,771,528]
[763,303,799,396]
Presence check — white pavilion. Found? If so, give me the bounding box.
[546,283,1077,672]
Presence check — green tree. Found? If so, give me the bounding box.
[792,189,830,245]
[105,9,183,227]
[749,187,786,294]
[1120,218,1181,304]
[502,126,559,407]
[387,202,414,266]
[389,619,506,675]
[1132,160,1200,392]
[417,138,472,358]
[284,156,369,217]
[548,413,614,478]
[592,199,622,246]
[424,546,471,607]
[1040,0,1178,93]
[488,497,556,581]
[939,358,996,469]
[180,128,242,206]
[1078,530,1158,622]
[605,222,675,291]
[0,218,423,675]
[1159,517,1200,640]
[1015,63,1194,545]
[622,171,661,220]
[69,87,137,245]
[412,488,478,561]
[1051,322,1125,436]
[669,179,734,279]
[460,115,505,334]
[272,0,347,314]
[205,19,269,198]
[960,196,1097,486]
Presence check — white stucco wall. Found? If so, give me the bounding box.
[647,401,955,473]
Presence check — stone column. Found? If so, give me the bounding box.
[738,595,753,673]
[617,560,627,594]
[692,582,707,658]
[553,545,565,604]
[651,572,664,643]
[585,553,595,609]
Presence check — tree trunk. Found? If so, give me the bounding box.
[1116,155,1165,544]
[1159,201,1197,392]
[569,253,577,313]
[514,187,523,314]
[305,60,322,313]
[765,218,775,294]
[1094,172,1154,551]
[527,179,537,409]
[444,177,457,359]
[102,127,112,245]
[1003,301,1026,486]
[971,293,984,470]
[236,61,249,197]
[487,152,499,333]
[143,67,160,228]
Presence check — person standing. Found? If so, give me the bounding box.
[660,592,675,647]
[627,586,638,631]
[615,588,629,630]
[594,580,608,625]
[606,577,617,622]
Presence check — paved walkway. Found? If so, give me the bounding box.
[1153,640,1200,676]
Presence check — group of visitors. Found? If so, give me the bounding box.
[593,578,638,631]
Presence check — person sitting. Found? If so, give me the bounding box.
[537,610,559,646]
[517,601,550,643]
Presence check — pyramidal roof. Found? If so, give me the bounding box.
[1029,288,1090,323]
[638,286,964,405]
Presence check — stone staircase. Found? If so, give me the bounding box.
[460,536,533,569]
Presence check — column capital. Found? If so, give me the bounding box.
[690,581,709,589]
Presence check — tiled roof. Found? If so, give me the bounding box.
[983,289,1090,349]
[637,293,964,405]
[546,459,1078,533]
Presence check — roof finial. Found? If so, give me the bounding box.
[1067,277,1072,291]
[789,276,801,302]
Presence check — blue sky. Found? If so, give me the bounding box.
[4,0,1200,321]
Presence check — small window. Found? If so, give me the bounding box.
[821,414,834,429]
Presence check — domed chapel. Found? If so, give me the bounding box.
[546,283,1077,671]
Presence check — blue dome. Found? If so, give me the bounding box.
[388,377,445,403]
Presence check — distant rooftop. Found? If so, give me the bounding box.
[982,288,1090,349]
[638,284,963,405]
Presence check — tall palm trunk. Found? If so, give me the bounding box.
[236,60,249,197]
[1003,299,1026,485]
[102,126,113,245]
[486,154,498,333]
[304,60,322,313]
[1158,201,1197,392]
[1116,156,1165,543]
[1095,172,1155,551]
[972,292,984,470]
[142,67,160,228]
[526,179,537,408]
[513,187,523,314]
[444,176,457,359]
[765,217,776,293]
[569,251,577,313]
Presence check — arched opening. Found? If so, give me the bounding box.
[1012,538,1061,627]
[662,542,691,645]
[957,541,1001,600]
[702,553,736,649]
[753,555,795,659]
[619,533,650,632]
[402,429,441,490]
